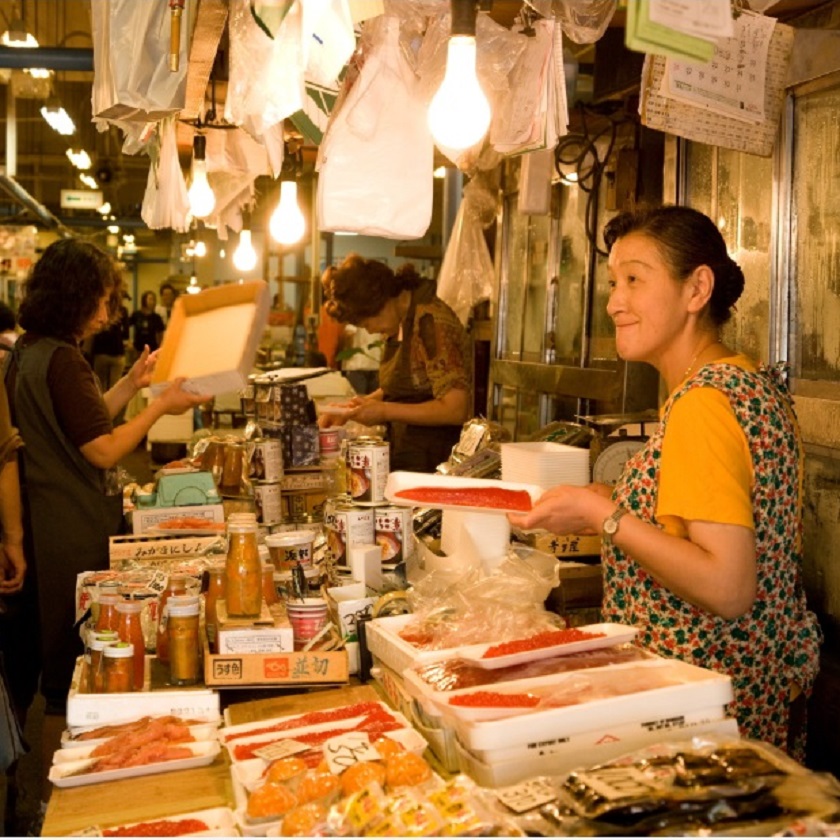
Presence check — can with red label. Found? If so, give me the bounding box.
[346,438,389,505]
[248,438,283,483]
[253,481,283,526]
[323,498,374,566]
[374,505,414,565]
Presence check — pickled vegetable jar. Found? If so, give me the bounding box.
[226,516,261,617]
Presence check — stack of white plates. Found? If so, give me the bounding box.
[500,441,590,490]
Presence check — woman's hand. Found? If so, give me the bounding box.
[347,397,387,426]
[0,540,25,593]
[155,378,213,415]
[317,397,366,429]
[128,345,159,390]
[509,484,610,535]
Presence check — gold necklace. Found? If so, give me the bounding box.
[682,341,718,381]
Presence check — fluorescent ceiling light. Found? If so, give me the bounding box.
[79,173,98,189]
[1,19,38,48]
[41,99,75,135]
[66,149,91,170]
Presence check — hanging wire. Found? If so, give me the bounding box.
[554,101,636,257]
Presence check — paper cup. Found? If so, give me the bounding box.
[286,598,330,651]
[266,530,315,572]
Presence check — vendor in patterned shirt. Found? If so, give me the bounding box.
[320,254,472,472]
[510,206,821,760]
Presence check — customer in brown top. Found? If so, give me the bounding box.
[320,254,472,472]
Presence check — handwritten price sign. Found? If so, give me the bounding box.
[322,732,381,775]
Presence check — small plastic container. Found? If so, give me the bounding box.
[116,600,146,691]
[266,530,315,572]
[88,633,118,694]
[103,642,135,693]
[95,592,121,633]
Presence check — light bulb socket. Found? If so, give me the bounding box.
[450,0,477,36]
[193,133,207,161]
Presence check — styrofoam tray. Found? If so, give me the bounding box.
[445,659,734,751]
[61,720,221,749]
[384,471,543,514]
[96,806,237,837]
[49,740,220,788]
[456,623,639,669]
[365,614,463,677]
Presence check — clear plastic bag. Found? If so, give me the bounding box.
[525,0,618,44]
[140,117,190,232]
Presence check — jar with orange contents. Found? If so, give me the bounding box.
[262,562,278,608]
[103,642,135,693]
[95,592,121,633]
[87,632,118,693]
[155,574,188,664]
[168,600,200,686]
[115,600,146,691]
[204,564,226,654]
[226,516,261,617]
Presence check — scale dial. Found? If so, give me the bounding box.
[592,439,646,486]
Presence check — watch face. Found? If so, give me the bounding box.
[603,517,619,535]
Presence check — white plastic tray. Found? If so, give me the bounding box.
[384,471,543,515]
[456,623,639,669]
[49,740,220,788]
[96,806,237,837]
[444,659,733,751]
[61,720,221,749]
[365,614,464,677]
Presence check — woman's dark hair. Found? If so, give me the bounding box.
[0,301,16,333]
[18,239,123,341]
[140,290,157,309]
[603,206,745,326]
[322,253,423,324]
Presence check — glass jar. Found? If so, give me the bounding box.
[262,562,278,607]
[103,642,135,693]
[88,632,118,693]
[168,601,200,686]
[226,516,261,618]
[95,593,121,633]
[204,564,226,655]
[221,443,246,494]
[115,601,146,691]
[155,575,188,664]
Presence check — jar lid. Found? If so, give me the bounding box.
[168,602,200,617]
[91,630,119,640]
[90,637,117,652]
[228,522,258,534]
[98,593,121,605]
[103,642,134,658]
[115,600,143,613]
[266,530,315,547]
[258,544,270,561]
[168,594,200,607]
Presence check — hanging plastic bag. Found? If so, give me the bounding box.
[524,0,617,44]
[91,0,191,122]
[437,173,497,325]
[303,0,357,88]
[317,16,434,238]
[141,117,190,232]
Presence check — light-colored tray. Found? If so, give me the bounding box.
[95,806,237,837]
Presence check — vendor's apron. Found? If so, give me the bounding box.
[379,291,462,473]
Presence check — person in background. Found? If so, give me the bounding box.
[5,239,211,813]
[92,291,130,392]
[509,206,821,760]
[156,282,178,327]
[0,302,18,362]
[320,254,471,472]
[317,299,343,370]
[340,323,381,395]
[130,290,164,356]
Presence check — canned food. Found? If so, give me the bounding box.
[254,481,283,526]
[249,438,283,483]
[318,427,342,457]
[266,530,316,571]
[323,499,374,566]
[240,381,256,417]
[346,439,389,505]
[374,505,414,565]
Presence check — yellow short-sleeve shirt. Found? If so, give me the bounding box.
[657,354,756,537]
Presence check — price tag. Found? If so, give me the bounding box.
[252,739,309,762]
[495,777,557,814]
[322,732,380,775]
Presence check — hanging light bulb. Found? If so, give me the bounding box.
[193,237,207,258]
[269,180,306,246]
[233,226,258,272]
[187,274,201,294]
[187,134,216,219]
[427,0,491,151]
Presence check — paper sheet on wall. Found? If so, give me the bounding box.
[639,16,794,157]
[662,11,776,124]
[648,0,734,40]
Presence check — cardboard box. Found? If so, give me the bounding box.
[109,533,222,568]
[131,503,225,535]
[151,280,270,397]
[536,533,602,558]
[217,625,295,655]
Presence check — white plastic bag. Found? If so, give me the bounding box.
[91,0,190,122]
[141,117,190,232]
[437,174,497,325]
[317,16,434,238]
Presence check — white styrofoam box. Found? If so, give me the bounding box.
[445,658,734,752]
[364,613,462,677]
[454,717,742,788]
[65,657,220,729]
[500,441,590,490]
[146,406,194,442]
[217,625,294,655]
[131,503,225,534]
[410,708,461,774]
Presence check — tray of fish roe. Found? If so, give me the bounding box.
[61,714,221,749]
[93,806,237,837]
[455,623,639,669]
[48,713,221,788]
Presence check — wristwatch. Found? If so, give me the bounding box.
[602,507,629,546]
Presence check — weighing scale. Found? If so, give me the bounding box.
[576,411,659,485]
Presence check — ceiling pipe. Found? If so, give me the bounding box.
[0,175,74,238]
[0,46,93,71]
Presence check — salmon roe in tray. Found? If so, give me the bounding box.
[449,691,541,708]
[481,628,606,658]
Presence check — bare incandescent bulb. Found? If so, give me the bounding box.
[269,180,306,246]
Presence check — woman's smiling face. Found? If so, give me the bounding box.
[606,232,693,369]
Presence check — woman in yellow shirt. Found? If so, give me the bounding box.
[511,206,821,759]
